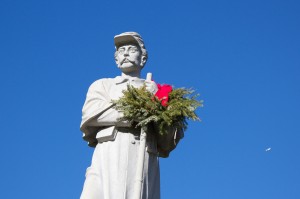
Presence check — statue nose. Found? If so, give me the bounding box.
[124,50,129,56]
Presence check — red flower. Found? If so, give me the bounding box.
[155,84,173,106]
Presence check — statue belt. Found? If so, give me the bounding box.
[115,127,141,135]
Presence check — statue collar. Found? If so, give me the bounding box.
[114,76,145,85]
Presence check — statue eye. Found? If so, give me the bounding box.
[118,48,125,54]
[129,48,138,53]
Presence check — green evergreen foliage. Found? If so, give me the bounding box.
[113,85,203,135]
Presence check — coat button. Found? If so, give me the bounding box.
[131,140,136,144]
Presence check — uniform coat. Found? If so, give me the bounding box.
[80,76,160,199]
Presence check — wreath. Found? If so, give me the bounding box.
[113,83,203,135]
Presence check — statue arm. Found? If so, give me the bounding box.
[156,126,184,158]
[80,80,129,146]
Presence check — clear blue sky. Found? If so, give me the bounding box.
[1,0,299,198]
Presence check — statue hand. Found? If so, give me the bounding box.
[144,80,158,94]
[116,111,132,127]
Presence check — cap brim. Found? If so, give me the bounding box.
[114,34,139,48]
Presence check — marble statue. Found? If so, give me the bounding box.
[80,32,183,199]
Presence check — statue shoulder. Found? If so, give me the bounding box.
[88,77,116,90]
[91,77,115,85]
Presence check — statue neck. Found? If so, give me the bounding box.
[121,71,141,79]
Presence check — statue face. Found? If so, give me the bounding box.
[115,44,145,73]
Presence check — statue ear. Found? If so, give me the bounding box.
[141,56,147,67]
[115,53,120,67]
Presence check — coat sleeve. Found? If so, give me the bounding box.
[80,80,129,147]
[156,126,184,158]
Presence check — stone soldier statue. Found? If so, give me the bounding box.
[80,32,183,199]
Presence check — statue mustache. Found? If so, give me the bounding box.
[121,58,134,65]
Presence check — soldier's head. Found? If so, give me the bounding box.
[114,32,148,73]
